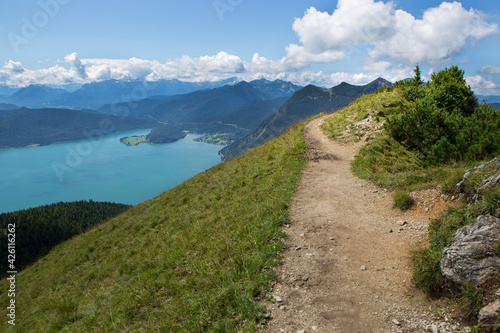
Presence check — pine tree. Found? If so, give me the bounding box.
[413,64,423,86]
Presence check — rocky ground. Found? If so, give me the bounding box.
[261,116,469,333]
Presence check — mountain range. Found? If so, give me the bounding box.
[220,78,393,160]
[0,78,394,150]
[0,78,301,110]
[0,79,302,148]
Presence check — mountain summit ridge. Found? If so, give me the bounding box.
[220,78,392,160]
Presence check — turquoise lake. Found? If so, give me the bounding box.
[0,130,223,214]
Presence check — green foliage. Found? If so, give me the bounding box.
[456,284,484,319]
[387,96,462,164]
[0,200,131,275]
[428,66,478,116]
[394,191,415,211]
[410,247,444,292]
[0,123,308,332]
[386,66,499,166]
[413,64,423,86]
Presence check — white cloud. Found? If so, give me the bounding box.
[292,2,395,52]
[0,60,75,86]
[363,60,392,73]
[371,2,499,65]
[64,52,87,79]
[289,1,498,67]
[466,75,500,95]
[478,65,500,75]
[285,44,346,66]
[0,52,409,90]
[0,52,250,87]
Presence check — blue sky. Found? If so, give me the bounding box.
[0,0,499,94]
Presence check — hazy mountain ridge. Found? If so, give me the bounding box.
[0,78,299,110]
[0,108,157,149]
[220,78,392,160]
[0,103,19,110]
[6,84,68,108]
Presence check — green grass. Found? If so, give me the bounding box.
[394,191,415,211]
[0,124,308,332]
[120,135,147,146]
[409,185,500,297]
[320,89,405,143]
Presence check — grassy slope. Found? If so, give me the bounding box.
[0,125,307,332]
[320,89,469,192]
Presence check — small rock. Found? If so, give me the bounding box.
[392,319,401,326]
[431,323,439,333]
[275,296,283,303]
[478,299,500,325]
[329,237,335,240]
[360,266,367,271]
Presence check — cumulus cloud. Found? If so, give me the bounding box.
[64,52,87,79]
[478,65,500,75]
[363,60,392,73]
[371,2,499,65]
[289,0,498,66]
[0,52,250,87]
[0,60,75,86]
[466,75,500,95]
[292,1,395,52]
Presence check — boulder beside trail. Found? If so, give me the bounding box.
[478,300,500,325]
[440,215,500,286]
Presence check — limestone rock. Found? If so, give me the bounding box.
[456,156,500,202]
[440,215,500,285]
[478,300,500,325]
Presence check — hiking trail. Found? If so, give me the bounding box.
[264,115,463,333]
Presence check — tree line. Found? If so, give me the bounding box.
[0,200,131,275]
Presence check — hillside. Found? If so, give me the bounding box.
[0,103,18,110]
[0,201,131,275]
[249,79,303,99]
[0,122,307,332]
[6,84,68,108]
[148,81,271,123]
[0,108,158,149]
[220,78,392,160]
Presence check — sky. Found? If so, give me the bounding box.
[0,0,499,94]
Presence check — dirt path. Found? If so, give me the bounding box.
[264,116,463,333]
